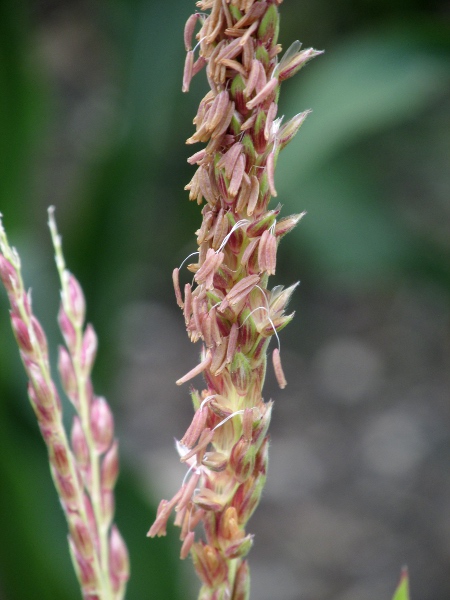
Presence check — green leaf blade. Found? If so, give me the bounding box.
[392,567,410,600]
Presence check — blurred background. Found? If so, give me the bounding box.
[0,0,449,598]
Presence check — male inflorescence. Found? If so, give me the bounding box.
[0,211,129,600]
[148,1,321,599]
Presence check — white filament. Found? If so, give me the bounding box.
[216,219,249,254]
[200,395,216,411]
[212,409,245,432]
[239,306,281,352]
[179,251,200,271]
[212,407,257,432]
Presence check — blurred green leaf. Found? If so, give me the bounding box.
[0,397,79,600]
[104,0,191,153]
[392,567,410,600]
[115,469,182,600]
[276,25,450,285]
[279,26,450,174]
[64,0,197,320]
[0,0,45,225]
[280,152,413,285]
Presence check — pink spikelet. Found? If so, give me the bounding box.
[0,210,129,600]
[147,2,322,599]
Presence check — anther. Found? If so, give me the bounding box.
[177,471,201,512]
[173,268,184,308]
[180,531,195,560]
[176,351,212,386]
[272,347,287,389]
